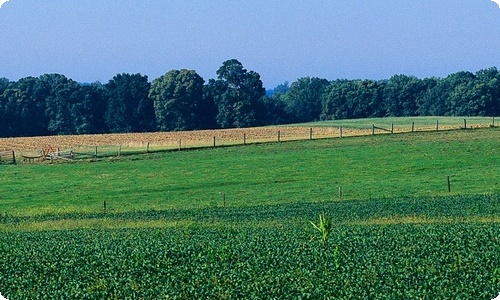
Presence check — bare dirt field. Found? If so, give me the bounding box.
[0,119,491,155]
[0,126,348,153]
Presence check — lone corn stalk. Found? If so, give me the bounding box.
[309,213,333,245]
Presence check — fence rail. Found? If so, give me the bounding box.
[0,150,16,165]
[1,117,498,164]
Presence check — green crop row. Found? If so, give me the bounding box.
[0,223,498,299]
[0,195,499,299]
[1,194,498,229]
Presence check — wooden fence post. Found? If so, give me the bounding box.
[278,130,281,142]
[493,116,495,127]
[95,146,98,158]
[463,119,467,129]
[447,176,451,193]
[411,122,415,132]
[391,123,394,134]
[372,124,375,136]
[12,150,16,165]
[309,128,313,140]
[339,126,343,138]
[436,120,439,132]
[146,142,150,153]
[213,136,216,148]
[179,139,182,151]
[244,133,246,145]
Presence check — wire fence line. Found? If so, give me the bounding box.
[0,117,497,165]
[0,150,16,165]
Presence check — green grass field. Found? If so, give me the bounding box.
[301,116,496,129]
[0,127,498,219]
[0,121,499,299]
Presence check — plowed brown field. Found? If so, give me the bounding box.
[0,126,357,153]
[0,122,483,155]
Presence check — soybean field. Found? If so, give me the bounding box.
[0,196,499,299]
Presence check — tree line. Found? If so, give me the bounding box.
[0,59,499,138]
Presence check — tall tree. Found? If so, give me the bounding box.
[208,59,266,128]
[383,75,425,117]
[321,79,384,120]
[443,71,478,116]
[105,73,154,133]
[150,69,213,131]
[40,74,82,135]
[475,67,500,116]
[416,77,440,116]
[0,76,50,137]
[259,82,289,125]
[0,80,20,137]
[73,82,108,134]
[0,78,8,94]
[284,77,330,123]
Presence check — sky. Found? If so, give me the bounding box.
[0,0,499,89]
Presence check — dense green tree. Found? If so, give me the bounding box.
[441,71,477,116]
[41,74,83,135]
[383,75,425,117]
[0,75,109,137]
[257,82,290,125]
[149,69,212,131]
[0,76,49,137]
[0,77,8,94]
[0,81,20,137]
[284,77,330,123]
[416,77,440,116]
[1,64,499,138]
[73,82,108,134]
[273,81,289,95]
[475,67,500,116]
[321,79,350,120]
[105,73,154,133]
[208,59,266,128]
[321,79,384,120]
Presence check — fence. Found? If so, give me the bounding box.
[0,150,16,165]
[2,117,498,164]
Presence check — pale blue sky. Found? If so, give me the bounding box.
[0,0,499,88]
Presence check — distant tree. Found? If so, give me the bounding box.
[41,74,83,135]
[0,76,51,137]
[257,82,290,125]
[0,80,21,137]
[208,59,266,128]
[0,77,8,94]
[105,73,154,133]
[150,69,212,131]
[383,75,425,117]
[273,81,289,95]
[73,82,108,134]
[475,67,500,116]
[442,71,478,116]
[321,79,384,120]
[416,77,440,116]
[284,77,330,123]
[2,65,499,138]
[444,69,500,117]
